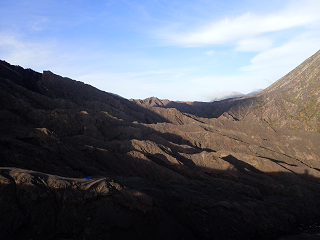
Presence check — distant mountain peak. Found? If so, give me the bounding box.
[210,89,263,102]
[220,49,320,131]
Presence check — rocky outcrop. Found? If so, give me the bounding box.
[2,59,320,239]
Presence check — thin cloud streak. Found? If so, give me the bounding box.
[156,1,320,47]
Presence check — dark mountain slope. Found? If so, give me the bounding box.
[1,60,320,239]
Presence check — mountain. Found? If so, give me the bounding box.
[209,49,320,132]
[1,53,320,240]
[134,50,320,133]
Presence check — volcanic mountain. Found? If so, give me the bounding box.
[1,51,320,240]
[134,50,320,133]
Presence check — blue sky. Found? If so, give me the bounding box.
[1,0,320,101]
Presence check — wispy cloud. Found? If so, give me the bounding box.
[239,32,320,77]
[0,32,56,70]
[29,16,49,31]
[156,0,320,47]
[0,32,90,76]
[204,50,215,56]
[235,37,273,52]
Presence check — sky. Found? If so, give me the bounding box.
[1,0,320,102]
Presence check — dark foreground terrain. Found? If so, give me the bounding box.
[1,51,320,240]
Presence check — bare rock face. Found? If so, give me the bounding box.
[1,57,320,240]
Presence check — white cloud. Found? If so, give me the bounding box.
[180,34,320,101]
[0,32,89,77]
[0,32,57,71]
[239,32,320,78]
[204,50,215,56]
[184,75,264,101]
[235,37,273,52]
[156,0,320,47]
[209,91,245,101]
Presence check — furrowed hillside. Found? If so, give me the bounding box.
[1,53,320,240]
